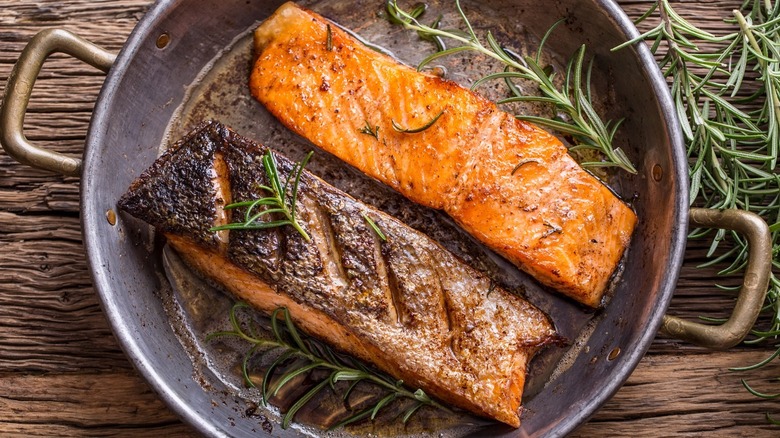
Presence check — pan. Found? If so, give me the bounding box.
[0,0,772,436]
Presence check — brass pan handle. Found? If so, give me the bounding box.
[660,208,772,349]
[0,29,115,176]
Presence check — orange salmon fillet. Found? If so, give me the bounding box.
[249,2,637,307]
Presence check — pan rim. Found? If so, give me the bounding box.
[79,0,689,437]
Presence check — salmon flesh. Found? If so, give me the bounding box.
[117,121,558,427]
[249,2,638,307]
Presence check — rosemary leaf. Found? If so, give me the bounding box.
[371,393,398,419]
[327,406,375,431]
[497,95,561,105]
[243,345,262,388]
[391,109,445,133]
[362,212,388,241]
[741,379,780,399]
[271,362,322,398]
[332,369,368,382]
[537,19,565,64]
[289,151,313,222]
[343,379,362,401]
[402,402,424,423]
[282,379,332,429]
[211,220,294,231]
[514,115,590,137]
[417,45,473,71]
[263,349,296,402]
[223,199,278,209]
[511,159,542,175]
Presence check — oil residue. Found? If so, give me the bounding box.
[155,0,628,436]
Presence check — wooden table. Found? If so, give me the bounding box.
[1,0,778,436]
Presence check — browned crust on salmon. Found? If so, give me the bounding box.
[249,2,637,307]
[118,121,559,427]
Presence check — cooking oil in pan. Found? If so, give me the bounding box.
[154,0,626,435]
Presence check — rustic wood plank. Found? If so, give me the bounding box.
[0,372,195,436]
[0,218,130,373]
[575,351,780,436]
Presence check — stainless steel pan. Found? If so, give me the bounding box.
[0,0,772,436]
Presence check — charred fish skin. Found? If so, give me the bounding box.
[118,127,225,249]
[249,2,638,307]
[118,121,558,427]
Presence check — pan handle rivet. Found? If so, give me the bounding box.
[652,164,663,182]
[106,209,117,226]
[156,32,171,49]
[607,346,621,361]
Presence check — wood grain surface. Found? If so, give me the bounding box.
[1,0,778,436]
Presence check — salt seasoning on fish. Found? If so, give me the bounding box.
[250,2,637,307]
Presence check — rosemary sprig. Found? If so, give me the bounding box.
[385,0,637,173]
[208,303,447,429]
[359,119,380,139]
[210,150,313,242]
[622,0,780,413]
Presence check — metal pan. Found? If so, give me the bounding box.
[0,0,772,436]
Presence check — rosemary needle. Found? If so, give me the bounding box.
[391,109,445,133]
[207,303,448,429]
[362,212,388,241]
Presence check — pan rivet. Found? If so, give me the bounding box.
[652,164,663,182]
[607,346,621,361]
[156,33,171,49]
[106,209,117,226]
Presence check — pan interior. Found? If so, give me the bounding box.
[81,0,686,437]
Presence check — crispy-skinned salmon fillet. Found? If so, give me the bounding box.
[118,121,559,427]
[249,2,637,307]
